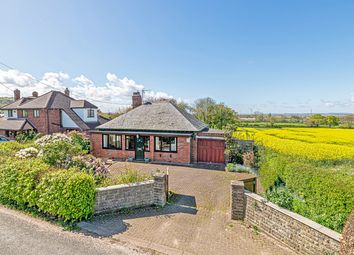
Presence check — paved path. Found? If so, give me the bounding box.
[80,163,296,255]
[0,205,152,255]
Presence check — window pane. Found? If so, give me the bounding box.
[161,137,170,152]
[103,135,108,148]
[125,135,135,150]
[109,134,116,148]
[116,135,122,149]
[171,137,177,151]
[155,137,160,151]
[23,110,28,117]
[8,110,13,117]
[144,136,150,151]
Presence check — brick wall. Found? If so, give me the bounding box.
[94,173,168,214]
[230,182,341,255]
[17,109,64,134]
[90,132,192,164]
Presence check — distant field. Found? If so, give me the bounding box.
[234,127,354,232]
[235,127,354,161]
[0,97,13,107]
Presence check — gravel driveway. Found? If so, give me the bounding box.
[80,162,295,255]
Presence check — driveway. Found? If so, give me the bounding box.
[80,162,296,255]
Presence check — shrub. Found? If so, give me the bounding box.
[35,133,71,148]
[71,155,109,184]
[68,131,91,153]
[15,147,39,159]
[0,158,49,206]
[36,169,95,221]
[226,163,248,172]
[16,130,39,143]
[99,168,150,187]
[0,141,34,157]
[40,140,82,168]
[259,149,354,232]
[266,187,294,210]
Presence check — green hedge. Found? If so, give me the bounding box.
[36,170,95,221]
[0,158,49,206]
[259,149,354,232]
[0,157,96,222]
[0,141,34,157]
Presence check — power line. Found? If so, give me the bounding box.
[0,61,129,106]
[0,81,14,92]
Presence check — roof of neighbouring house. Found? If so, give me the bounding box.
[96,102,209,132]
[0,91,106,131]
[70,100,97,109]
[0,118,35,131]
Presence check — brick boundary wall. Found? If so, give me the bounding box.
[95,173,168,214]
[230,181,341,255]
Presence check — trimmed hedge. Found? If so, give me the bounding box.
[36,170,95,221]
[0,141,34,157]
[0,157,96,222]
[0,158,49,206]
[259,149,354,232]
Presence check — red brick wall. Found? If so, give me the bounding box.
[0,130,6,136]
[90,132,192,164]
[17,109,65,134]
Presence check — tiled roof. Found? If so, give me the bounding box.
[0,90,104,131]
[96,102,209,132]
[70,100,97,109]
[0,118,35,131]
[1,97,35,109]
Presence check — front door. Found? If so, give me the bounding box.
[135,136,145,160]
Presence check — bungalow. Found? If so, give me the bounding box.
[0,88,107,137]
[90,92,226,165]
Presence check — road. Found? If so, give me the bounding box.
[0,206,151,255]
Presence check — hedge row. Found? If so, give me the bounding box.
[0,157,95,221]
[259,149,354,232]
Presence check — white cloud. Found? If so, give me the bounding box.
[351,93,354,102]
[0,69,173,112]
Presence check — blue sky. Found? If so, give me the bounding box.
[1,0,354,113]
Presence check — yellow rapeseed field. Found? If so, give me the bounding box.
[234,128,354,161]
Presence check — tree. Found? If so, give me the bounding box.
[340,115,354,128]
[325,115,340,127]
[192,98,238,130]
[306,114,326,127]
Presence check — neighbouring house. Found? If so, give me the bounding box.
[0,88,107,137]
[90,92,226,165]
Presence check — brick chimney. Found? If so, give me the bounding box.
[32,91,38,97]
[132,91,142,108]
[14,89,21,101]
[64,88,70,97]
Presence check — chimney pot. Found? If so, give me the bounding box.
[32,91,38,97]
[132,91,142,108]
[14,89,21,101]
[64,88,70,97]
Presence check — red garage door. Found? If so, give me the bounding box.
[197,139,225,164]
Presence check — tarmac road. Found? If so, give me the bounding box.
[0,205,150,255]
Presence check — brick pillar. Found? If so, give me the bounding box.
[231,181,245,220]
[153,173,168,207]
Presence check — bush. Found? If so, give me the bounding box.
[266,187,294,210]
[259,149,354,232]
[68,131,91,153]
[16,130,39,143]
[100,168,150,187]
[71,155,109,184]
[40,140,82,168]
[0,158,49,206]
[36,169,95,221]
[15,147,39,159]
[226,163,252,173]
[0,141,34,157]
